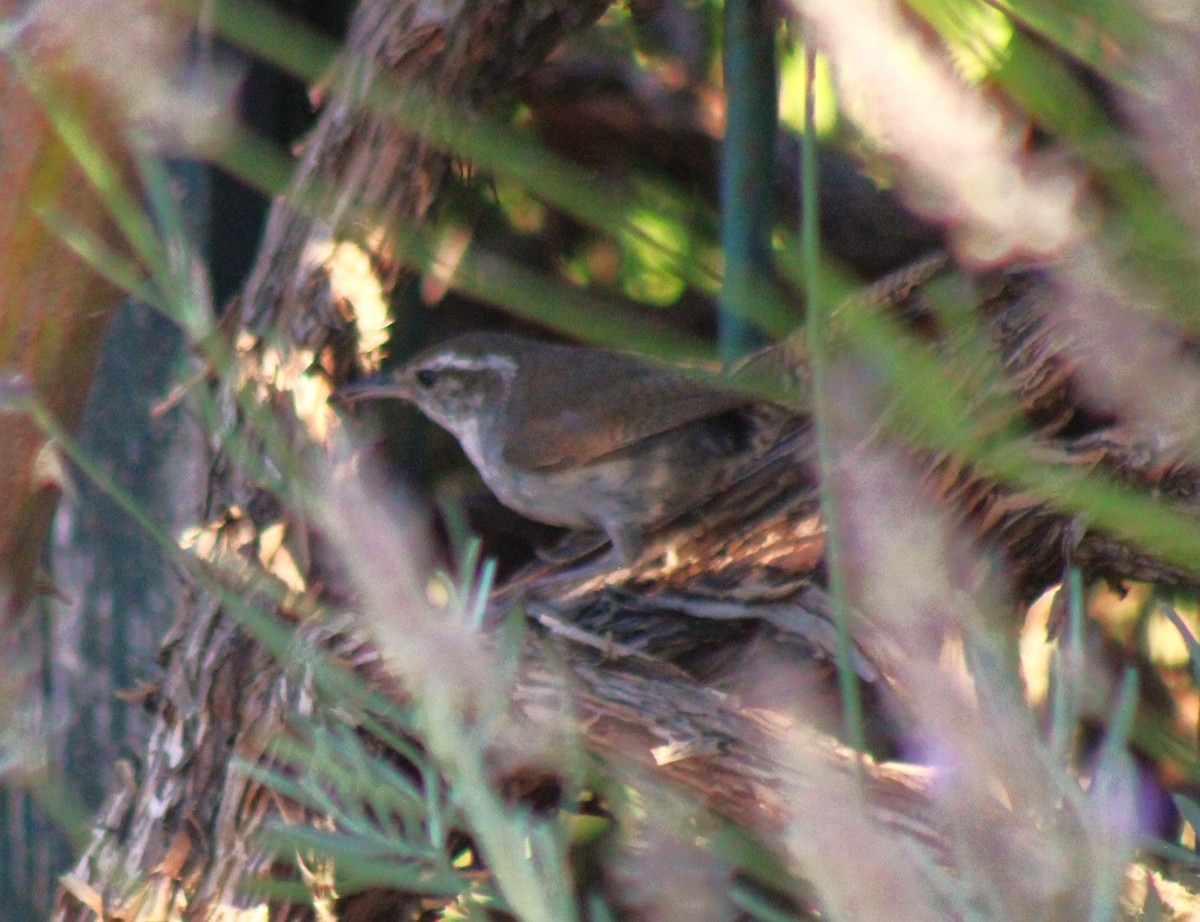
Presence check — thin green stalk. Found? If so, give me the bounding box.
[1049,568,1085,759]
[800,47,866,754]
[33,205,162,308]
[720,0,779,361]
[1087,667,1139,922]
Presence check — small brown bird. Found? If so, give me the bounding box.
[336,331,786,566]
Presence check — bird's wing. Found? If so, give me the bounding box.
[502,349,750,470]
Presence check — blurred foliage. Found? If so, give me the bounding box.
[17,0,1200,917]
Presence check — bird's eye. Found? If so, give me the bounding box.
[416,368,438,388]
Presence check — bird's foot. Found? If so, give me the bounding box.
[534,531,609,565]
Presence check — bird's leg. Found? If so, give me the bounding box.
[532,521,644,586]
[534,530,609,564]
[603,520,645,569]
[491,522,647,608]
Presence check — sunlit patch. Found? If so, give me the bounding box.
[1144,602,1198,668]
[31,438,74,501]
[253,331,329,440]
[778,46,837,136]
[235,330,259,355]
[258,522,306,594]
[307,239,391,367]
[1020,583,1058,707]
[291,360,333,442]
[422,225,474,304]
[661,543,679,569]
[426,575,450,609]
[1092,580,1200,669]
[912,0,1013,82]
[618,207,687,305]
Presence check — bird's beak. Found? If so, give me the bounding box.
[330,373,412,406]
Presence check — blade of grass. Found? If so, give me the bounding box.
[1050,568,1086,759]
[988,0,1147,88]
[33,205,161,308]
[468,559,497,633]
[1087,667,1139,922]
[800,45,866,755]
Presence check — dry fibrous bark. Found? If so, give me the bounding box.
[48,0,1200,920]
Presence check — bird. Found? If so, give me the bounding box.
[334,331,793,569]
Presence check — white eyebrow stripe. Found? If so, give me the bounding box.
[425,354,518,374]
